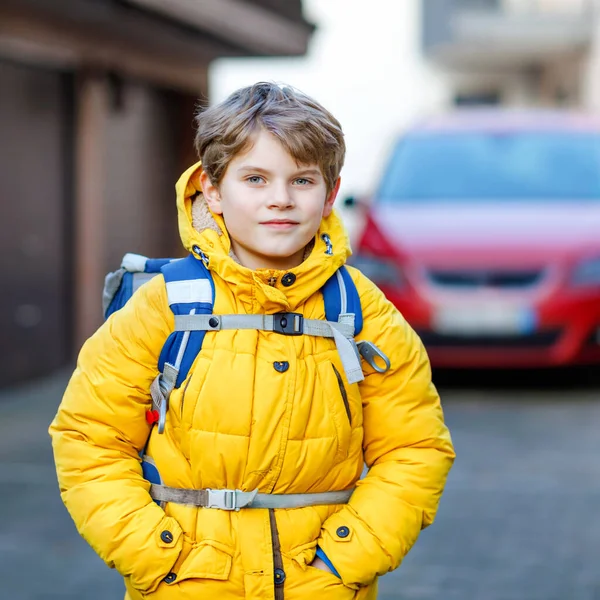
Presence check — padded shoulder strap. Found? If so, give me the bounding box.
[159,254,215,388]
[322,266,363,336]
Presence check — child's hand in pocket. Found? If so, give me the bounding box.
[310,556,334,574]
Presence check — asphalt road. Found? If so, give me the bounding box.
[1,368,599,600]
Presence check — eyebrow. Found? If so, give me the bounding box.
[295,168,322,177]
[237,166,270,174]
[237,166,322,178]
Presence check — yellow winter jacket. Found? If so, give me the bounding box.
[50,162,454,600]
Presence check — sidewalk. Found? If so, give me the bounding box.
[4,367,597,599]
[0,368,124,600]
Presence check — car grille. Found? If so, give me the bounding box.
[426,269,544,290]
[416,329,561,349]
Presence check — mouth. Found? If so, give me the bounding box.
[260,219,300,228]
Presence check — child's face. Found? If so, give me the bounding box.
[201,129,339,271]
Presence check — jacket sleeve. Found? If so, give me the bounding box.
[317,267,455,588]
[49,276,184,593]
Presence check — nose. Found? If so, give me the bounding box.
[267,181,294,209]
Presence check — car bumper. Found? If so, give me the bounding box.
[385,288,600,368]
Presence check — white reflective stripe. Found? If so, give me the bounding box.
[166,279,212,305]
[335,269,347,315]
[121,253,148,272]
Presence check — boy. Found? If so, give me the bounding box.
[50,82,454,600]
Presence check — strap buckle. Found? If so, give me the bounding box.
[357,341,391,373]
[206,489,239,511]
[273,312,304,336]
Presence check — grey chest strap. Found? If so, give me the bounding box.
[149,484,354,510]
[174,313,366,385]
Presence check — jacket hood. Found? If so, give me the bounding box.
[175,162,352,312]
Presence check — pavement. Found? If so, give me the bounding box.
[2,368,600,599]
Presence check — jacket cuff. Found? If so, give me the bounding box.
[315,546,341,578]
[317,508,387,588]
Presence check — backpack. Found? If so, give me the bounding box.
[103,250,391,502]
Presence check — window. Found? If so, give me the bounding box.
[378,131,600,202]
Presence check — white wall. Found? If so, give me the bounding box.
[209,0,449,203]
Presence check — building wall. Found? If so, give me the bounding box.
[104,82,192,273]
[0,59,202,384]
[72,75,202,351]
[0,60,71,385]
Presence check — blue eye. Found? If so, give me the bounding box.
[247,176,264,184]
[294,178,311,185]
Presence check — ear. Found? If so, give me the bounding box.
[199,170,223,215]
[322,177,341,218]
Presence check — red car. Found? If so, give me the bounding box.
[350,110,600,368]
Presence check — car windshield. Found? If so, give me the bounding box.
[377,131,600,202]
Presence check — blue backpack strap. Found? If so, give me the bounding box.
[158,254,215,389]
[141,455,162,489]
[144,258,174,272]
[322,266,363,336]
[322,267,391,375]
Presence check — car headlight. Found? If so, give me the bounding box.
[349,253,404,288]
[572,257,600,287]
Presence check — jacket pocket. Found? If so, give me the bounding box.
[173,539,233,581]
[129,538,234,599]
[331,364,351,427]
[318,361,351,463]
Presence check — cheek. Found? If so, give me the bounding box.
[222,206,246,231]
[314,196,331,219]
[220,194,253,234]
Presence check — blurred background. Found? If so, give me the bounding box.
[2,1,600,599]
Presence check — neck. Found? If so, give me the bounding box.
[231,240,306,271]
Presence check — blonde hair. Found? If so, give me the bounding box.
[194,82,345,194]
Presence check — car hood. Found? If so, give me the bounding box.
[370,202,600,266]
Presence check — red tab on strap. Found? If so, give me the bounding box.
[146,409,160,425]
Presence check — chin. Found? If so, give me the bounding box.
[261,246,303,259]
